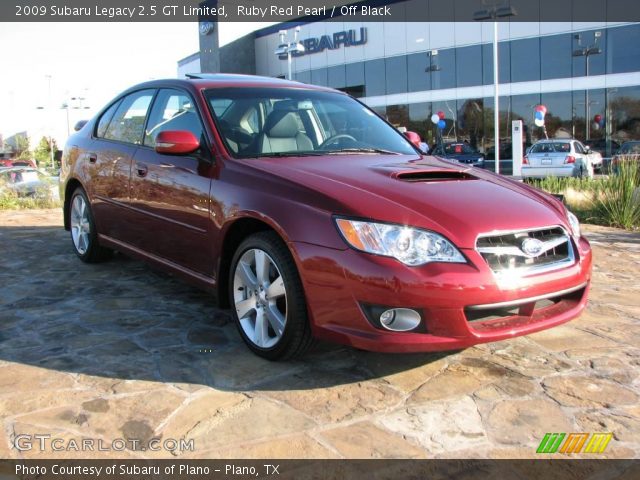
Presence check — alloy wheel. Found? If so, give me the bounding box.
[70,194,91,255]
[233,248,288,349]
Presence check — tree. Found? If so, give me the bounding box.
[13,134,32,161]
[34,136,58,167]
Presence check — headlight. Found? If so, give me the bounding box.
[567,211,581,238]
[335,218,466,266]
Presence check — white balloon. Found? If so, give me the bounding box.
[431,114,440,124]
[534,118,545,127]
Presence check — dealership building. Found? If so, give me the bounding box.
[178,3,640,158]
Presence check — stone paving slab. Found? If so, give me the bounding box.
[0,209,638,459]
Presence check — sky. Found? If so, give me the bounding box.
[0,21,272,147]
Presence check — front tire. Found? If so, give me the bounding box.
[69,187,111,263]
[229,231,314,360]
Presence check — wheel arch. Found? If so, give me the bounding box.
[63,178,85,231]
[217,214,291,309]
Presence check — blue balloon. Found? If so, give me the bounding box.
[535,111,545,120]
[437,119,446,129]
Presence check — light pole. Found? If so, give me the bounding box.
[573,31,602,141]
[474,4,517,174]
[274,26,305,80]
[425,50,442,145]
[45,75,54,169]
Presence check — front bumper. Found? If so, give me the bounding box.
[291,235,592,353]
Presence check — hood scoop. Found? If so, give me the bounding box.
[395,169,476,182]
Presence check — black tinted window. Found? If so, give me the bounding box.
[541,34,572,80]
[104,90,155,145]
[607,24,640,74]
[511,38,540,82]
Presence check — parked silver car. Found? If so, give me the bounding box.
[0,167,60,199]
[522,139,600,179]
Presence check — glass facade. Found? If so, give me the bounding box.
[296,24,640,97]
[295,24,639,94]
[383,87,640,158]
[289,24,640,157]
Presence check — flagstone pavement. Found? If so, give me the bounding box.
[0,209,638,459]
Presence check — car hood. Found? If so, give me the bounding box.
[244,154,569,249]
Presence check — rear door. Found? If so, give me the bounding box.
[89,89,156,242]
[127,88,215,275]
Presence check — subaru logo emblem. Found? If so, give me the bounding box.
[521,238,544,257]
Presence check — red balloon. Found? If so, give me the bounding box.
[535,104,547,114]
[594,114,602,123]
[437,111,445,120]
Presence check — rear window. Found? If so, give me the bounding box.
[443,143,476,154]
[530,142,571,154]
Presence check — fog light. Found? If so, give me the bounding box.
[379,308,421,332]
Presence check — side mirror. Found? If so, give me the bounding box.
[155,130,200,155]
[74,120,88,132]
[584,145,591,153]
[404,131,422,150]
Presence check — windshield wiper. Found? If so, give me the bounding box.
[324,148,401,155]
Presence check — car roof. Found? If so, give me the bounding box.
[533,139,573,144]
[125,74,336,94]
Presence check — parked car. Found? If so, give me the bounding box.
[583,138,620,161]
[612,141,640,171]
[0,166,59,199]
[522,139,600,179]
[60,75,592,360]
[0,158,37,168]
[431,142,484,166]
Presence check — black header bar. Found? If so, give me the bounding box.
[2,0,640,22]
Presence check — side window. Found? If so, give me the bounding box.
[104,90,155,145]
[95,100,121,138]
[144,89,204,148]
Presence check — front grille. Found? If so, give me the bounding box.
[476,226,574,275]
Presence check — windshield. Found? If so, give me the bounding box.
[530,142,571,154]
[204,87,416,158]
[443,143,476,154]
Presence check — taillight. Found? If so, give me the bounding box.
[523,155,529,165]
[565,155,576,164]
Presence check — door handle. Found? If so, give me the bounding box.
[88,153,97,163]
[135,163,148,177]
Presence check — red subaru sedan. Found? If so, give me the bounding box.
[60,75,591,360]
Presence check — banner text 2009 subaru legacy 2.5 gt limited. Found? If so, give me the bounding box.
[60,75,591,360]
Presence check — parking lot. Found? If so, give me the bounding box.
[0,209,639,459]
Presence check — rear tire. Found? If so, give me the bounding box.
[229,231,314,360]
[69,187,112,263]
